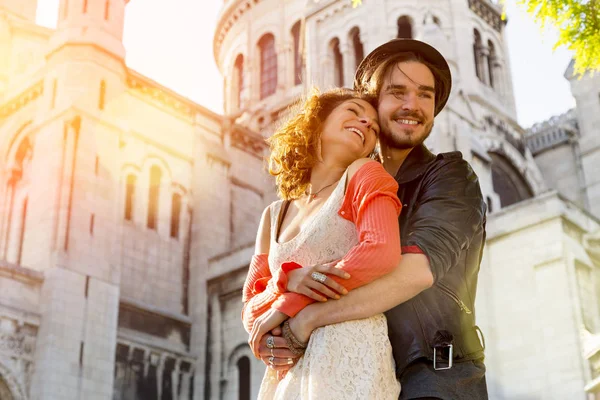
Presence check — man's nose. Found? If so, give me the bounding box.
[401,93,418,110]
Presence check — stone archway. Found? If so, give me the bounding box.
[489,151,534,208]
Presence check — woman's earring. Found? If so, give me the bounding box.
[368,141,382,162]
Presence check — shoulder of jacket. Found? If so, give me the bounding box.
[435,151,463,161]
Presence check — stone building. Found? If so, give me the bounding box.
[0,0,269,398]
[0,0,598,399]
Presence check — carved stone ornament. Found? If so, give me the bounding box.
[0,81,44,121]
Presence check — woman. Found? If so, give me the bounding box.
[242,88,402,399]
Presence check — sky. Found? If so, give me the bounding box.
[35,0,576,129]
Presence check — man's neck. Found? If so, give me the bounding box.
[381,146,414,178]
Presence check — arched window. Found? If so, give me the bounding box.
[489,152,533,208]
[291,21,303,85]
[397,16,413,39]
[330,38,344,87]
[99,80,106,110]
[258,34,277,99]
[233,54,244,110]
[4,136,32,265]
[124,174,136,221]
[237,356,250,400]
[170,193,182,239]
[473,29,484,82]
[350,27,364,70]
[487,40,496,88]
[147,166,161,230]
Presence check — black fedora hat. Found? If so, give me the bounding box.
[354,39,452,116]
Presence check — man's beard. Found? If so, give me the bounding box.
[382,120,434,150]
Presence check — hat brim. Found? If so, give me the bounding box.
[354,39,452,115]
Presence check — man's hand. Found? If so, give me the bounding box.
[249,309,288,358]
[256,328,301,372]
[287,261,350,301]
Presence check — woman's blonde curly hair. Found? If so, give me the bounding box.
[268,88,378,200]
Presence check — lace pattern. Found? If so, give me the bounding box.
[258,173,400,399]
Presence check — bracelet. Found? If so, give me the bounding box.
[281,323,305,356]
[283,336,305,356]
[282,320,308,353]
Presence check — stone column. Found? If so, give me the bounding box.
[209,292,223,400]
[342,41,355,88]
[189,114,232,399]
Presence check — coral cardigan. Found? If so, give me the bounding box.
[242,161,402,332]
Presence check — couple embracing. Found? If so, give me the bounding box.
[242,38,488,400]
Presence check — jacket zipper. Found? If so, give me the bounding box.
[437,283,472,314]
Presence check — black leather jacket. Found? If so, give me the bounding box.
[385,145,487,375]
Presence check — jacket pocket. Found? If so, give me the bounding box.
[437,283,472,314]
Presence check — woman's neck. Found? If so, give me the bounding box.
[309,160,347,192]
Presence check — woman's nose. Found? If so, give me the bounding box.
[359,117,372,127]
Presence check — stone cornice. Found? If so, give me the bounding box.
[468,0,505,33]
[213,0,263,70]
[484,114,527,156]
[313,0,352,23]
[0,80,43,122]
[127,71,197,122]
[230,124,267,159]
[0,261,43,284]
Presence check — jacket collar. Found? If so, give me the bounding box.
[394,144,437,184]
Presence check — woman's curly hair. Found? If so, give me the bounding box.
[268,88,378,200]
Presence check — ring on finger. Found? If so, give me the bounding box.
[287,358,293,365]
[266,336,275,349]
[268,356,275,365]
[311,271,327,284]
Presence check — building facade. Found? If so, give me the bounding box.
[0,0,598,399]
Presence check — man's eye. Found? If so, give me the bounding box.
[348,108,359,115]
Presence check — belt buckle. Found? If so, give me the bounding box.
[433,344,453,371]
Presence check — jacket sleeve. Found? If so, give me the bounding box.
[272,161,402,317]
[241,254,285,333]
[404,156,486,283]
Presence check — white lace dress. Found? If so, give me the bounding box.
[257,174,400,400]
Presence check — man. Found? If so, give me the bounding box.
[258,39,488,399]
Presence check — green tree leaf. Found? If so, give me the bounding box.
[502,0,598,75]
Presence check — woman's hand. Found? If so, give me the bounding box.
[249,309,288,358]
[286,261,350,301]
